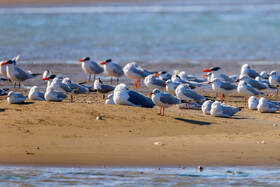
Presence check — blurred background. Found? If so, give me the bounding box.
[0,0,279,64]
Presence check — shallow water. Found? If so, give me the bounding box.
[0,166,279,186]
[0,0,280,64]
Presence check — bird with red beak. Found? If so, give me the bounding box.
[78,57,104,82]
[100,59,124,84]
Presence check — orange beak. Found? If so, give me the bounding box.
[153,73,160,76]
[100,62,106,65]
[1,62,7,66]
[201,74,208,77]
[236,79,241,82]
[163,83,166,86]
[202,69,211,72]
[150,93,154,95]
[43,78,50,81]
[208,82,212,84]
[78,59,84,62]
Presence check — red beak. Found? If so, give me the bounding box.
[201,74,208,77]
[163,83,166,86]
[236,79,241,82]
[78,59,84,62]
[100,62,106,65]
[208,82,212,84]
[202,69,211,72]
[43,78,50,81]
[1,62,7,66]
[267,74,270,77]
[150,93,154,95]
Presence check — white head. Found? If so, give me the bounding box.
[202,100,213,114]
[260,71,269,79]
[269,70,279,78]
[258,97,267,104]
[30,86,39,92]
[62,78,71,84]
[43,70,51,79]
[241,64,250,75]
[7,91,15,98]
[165,80,173,86]
[177,84,190,91]
[211,101,222,110]
[94,78,103,89]
[151,88,162,97]
[114,83,130,93]
[78,57,91,63]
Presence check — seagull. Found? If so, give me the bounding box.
[50,77,73,93]
[2,58,41,88]
[0,88,9,95]
[0,55,20,78]
[123,62,153,88]
[240,64,260,79]
[150,88,181,116]
[201,72,212,82]
[201,100,213,115]
[179,71,206,82]
[260,71,269,79]
[28,86,45,100]
[62,78,89,94]
[78,57,104,82]
[164,80,182,95]
[100,59,124,84]
[237,80,262,105]
[105,94,115,105]
[113,83,155,108]
[248,96,259,110]
[93,78,115,95]
[7,91,27,104]
[202,67,234,83]
[257,97,280,113]
[175,84,206,109]
[171,74,200,89]
[255,76,270,87]
[268,70,280,94]
[43,74,57,87]
[144,74,166,90]
[158,71,172,81]
[45,86,68,102]
[238,75,268,90]
[210,101,241,118]
[208,78,237,101]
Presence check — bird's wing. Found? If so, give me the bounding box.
[56,91,67,99]
[132,68,150,78]
[89,61,104,74]
[160,93,181,104]
[112,64,124,76]
[38,92,45,99]
[99,85,115,93]
[247,85,261,95]
[14,66,31,81]
[220,82,237,90]
[248,69,260,78]
[249,79,268,89]
[128,90,155,108]
[15,93,26,99]
[151,78,165,87]
[60,83,73,92]
[182,89,205,101]
[220,74,234,83]
[222,105,239,116]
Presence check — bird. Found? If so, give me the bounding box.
[7,91,27,104]
[171,74,200,89]
[0,88,9,95]
[113,83,155,108]
[105,94,115,105]
[0,55,20,78]
[50,77,73,93]
[268,70,280,95]
[100,59,124,84]
[260,71,269,79]
[78,57,104,82]
[178,71,206,82]
[45,86,68,102]
[238,75,268,90]
[202,100,213,115]
[144,74,166,90]
[208,78,237,101]
[202,67,235,83]
[28,86,45,100]
[93,78,115,96]
[164,80,182,95]
[248,96,259,110]
[123,62,152,88]
[257,97,280,113]
[237,80,262,105]
[210,101,241,118]
[240,64,260,79]
[2,58,41,88]
[175,84,206,109]
[157,71,172,81]
[62,78,89,94]
[150,88,181,116]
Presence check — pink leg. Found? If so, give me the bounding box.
[162,107,165,116]
[138,79,141,87]
[157,107,162,115]
[277,88,279,95]
[188,102,190,110]
[222,94,225,102]
[244,97,247,105]
[134,80,137,88]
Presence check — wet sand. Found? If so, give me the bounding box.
[0,63,279,167]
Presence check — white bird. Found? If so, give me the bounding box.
[237,80,262,105]
[248,96,259,110]
[28,86,45,100]
[7,91,27,104]
[100,59,124,84]
[175,84,206,109]
[164,80,182,95]
[238,75,268,90]
[179,71,205,82]
[105,94,115,105]
[260,71,269,79]
[93,78,115,96]
[150,88,181,116]
[202,100,213,115]
[2,58,41,88]
[45,86,68,102]
[0,88,9,95]
[144,74,166,90]
[0,55,20,78]
[78,57,104,82]
[172,74,200,89]
[113,83,154,108]
[42,70,51,79]
[257,97,280,113]
[210,101,241,118]
[202,67,234,83]
[158,71,172,81]
[123,62,153,88]
[62,78,89,94]
[240,64,260,79]
[268,70,280,95]
[51,77,73,93]
[208,78,237,101]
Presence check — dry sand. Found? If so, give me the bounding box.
[0,63,279,167]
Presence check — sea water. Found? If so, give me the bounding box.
[0,166,279,186]
[0,0,280,64]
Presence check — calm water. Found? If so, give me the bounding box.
[0,166,279,186]
[0,1,280,64]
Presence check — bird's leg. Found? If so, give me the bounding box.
[110,77,113,84]
[244,97,247,105]
[88,75,91,82]
[14,82,16,88]
[70,94,73,103]
[134,80,137,88]
[138,79,141,87]
[117,78,119,84]
[277,87,279,95]
[188,102,190,110]
[18,82,21,88]
[162,107,165,116]
[157,107,162,115]
[103,94,105,99]
[222,94,225,102]
[185,103,188,110]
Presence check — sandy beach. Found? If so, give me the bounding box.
[0,63,279,167]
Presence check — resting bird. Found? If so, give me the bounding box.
[144,74,166,90]
[257,97,280,113]
[45,86,68,102]
[7,91,27,104]
[62,78,89,94]
[210,101,241,118]
[238,75,268,90]
[113,83,154,108]
[28,86,45,100]
[209,78,237,101]
[94,78,115,94]
[240,64,260,79]
[105,94,115,105]
[201,100,213,115]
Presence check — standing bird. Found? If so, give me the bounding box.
[164,80,182,95]
[123,62,152,88]
[45,86,68,102]
[144,74,166,90]
[268,71,280,95]
[257,97,280,113]
[208,78,237,101]
[237,80,262,105]
[202,67,235,83]
[175,84,206,109]
[100,59,124,84]
[240,64,260,79]
[28,86,45,100]
[2,59,41,88]
[210,101,241,118]
[150,89,181,116]
[113,83,154,108]
[248,96,259,110]
[78,57,104,82]
[0,55,20,78]
[7,91,27,104]
[201,100,213,115]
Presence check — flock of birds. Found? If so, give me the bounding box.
[1,55,280,118]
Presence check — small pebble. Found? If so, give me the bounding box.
[96,114,102,120]
[87,101,92,104]
[273,124,278,127]
[261,141,266,144]
[154,142,163,146]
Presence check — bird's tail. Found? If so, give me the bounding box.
[31,73,42,78]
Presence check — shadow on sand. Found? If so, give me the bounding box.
[174,118,212,125]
